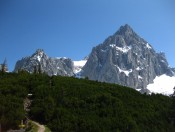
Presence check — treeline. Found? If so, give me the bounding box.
[1,71,175,131]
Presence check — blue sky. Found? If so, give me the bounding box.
[0,0,175,71]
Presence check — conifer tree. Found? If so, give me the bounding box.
[1,58,8,73]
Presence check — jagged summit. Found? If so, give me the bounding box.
[33,49,44,55]
[14,50,74,76]
[117,24,134,34]
[35,49,44,53]
[102,24,147,48]
[30,49,48,62]
[82,24,175,93]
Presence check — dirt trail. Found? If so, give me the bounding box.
[32,121,45,132]
[24,93,45,132]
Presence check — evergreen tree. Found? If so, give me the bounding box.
[1,58,8,73]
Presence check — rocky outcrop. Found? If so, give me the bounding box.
[14,49,74,76]
[82,24,175,91]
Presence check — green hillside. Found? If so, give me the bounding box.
[0,71,175,131]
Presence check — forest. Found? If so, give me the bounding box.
[1,71,175,131]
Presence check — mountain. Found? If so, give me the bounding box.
[14,24,175,94]
[82,24,175,93]
[14,49,74,76]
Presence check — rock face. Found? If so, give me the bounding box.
[82,24,175,91]
[14,49,74,76]
[14,25,175,93]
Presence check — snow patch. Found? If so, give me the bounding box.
[74,60,87,67]
[138,75,142,79]
[109,44,131,53]
[136,89,141,92]
[73,60,87,74]
[147,74,175,95]
[136,67,141,70]
[101,49,107,52]
[56,57,68,59]
[146,43,152,49]
[110,44,116,48]
[160,60,165,63]
[115,65,132,76]
[37,56,41,62]
[34,51,44,62]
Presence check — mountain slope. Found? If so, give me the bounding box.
[14,49,74,76]
[82,24,175,92]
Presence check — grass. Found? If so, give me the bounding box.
[44,126,52,132]
[25,120,40,132]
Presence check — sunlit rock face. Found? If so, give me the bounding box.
[82,24,175,92]
[14,49,74,76]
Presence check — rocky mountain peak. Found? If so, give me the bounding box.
[102,24,146,49]
[35,49,44,54]
[117,24,134,34]
[82,24,175,92]
[31,49,47,62]
[14,50,74,76]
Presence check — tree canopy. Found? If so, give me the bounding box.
[0,72,175,131]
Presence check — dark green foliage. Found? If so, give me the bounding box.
[28,75,175,131]
[0,72,28,131]
[0,72,175,131]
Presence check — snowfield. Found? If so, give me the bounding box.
[73,60,87,74]
[74,60,87,67]
[147,74,175,95]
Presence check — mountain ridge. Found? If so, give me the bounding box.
[14,49,75,76]
[14,24,175,94]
